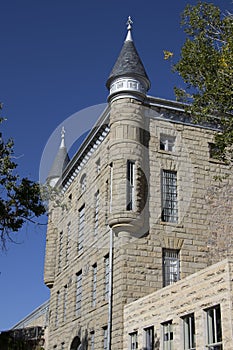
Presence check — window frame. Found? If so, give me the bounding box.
[55,291,60,328]
[162,248,180,287]
[65,222,71,264]
[160,134,176,152]
[161,170,178,223]
[80,174,87,193]
[103,326,108,350]
[129,331,138,350]
[92,263,97,307]
[63,285,68,323]
[78,205,85,252]
[58,231,63,272]
[205,305,222,349]
[104,254,110,300]
[75,271,82,316]
[94,190,99,236]
[144,326,154,350]
[126,160,135,211]
[182,313,196,350]
[162,320,173,350]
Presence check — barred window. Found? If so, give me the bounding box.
[161,170,178,223]
[58,231,63,272]
[90,331,95,350]
[78,205,85,252]
[163,249,180,287]
[75,271,82,315]
[92,263,97,307]
[94,191,99,236]
[206,305,222,350]
[55,291,60,327]
[65,223,71,264]
[103,326,108,350]
[63,285,68,322]
[183,313,196,350]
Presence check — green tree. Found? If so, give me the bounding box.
[173,1,233,160]
[0,109,46,249]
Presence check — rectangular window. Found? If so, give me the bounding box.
[78,205,85,252]
[144,326,154,350]
[162,321,173,350]
[103,326,108,350]
[58,231,63,272]
[55,291,60,327]
[90,331,95,350]
[66,223,71,264]
[206,305,222,349]
[104,254,109,300]
[161,170,178,223]
[61,343,65,350]
[63,285,68,322]
[96,158,100,174]
[94,191,99,236]
[127,161,135,211]
[160,134,175,152]
[183,313,196,350]
[129,331,138,350]
[92,263,97,307]
[163,249,180,287]
[75,271,82,316]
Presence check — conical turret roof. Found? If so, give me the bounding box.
[106,17,150,91]
[47,127,70,186]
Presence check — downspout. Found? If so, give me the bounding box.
[107,163,113,350]
[107,227,113,350]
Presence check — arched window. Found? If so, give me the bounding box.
[70,336,81,350]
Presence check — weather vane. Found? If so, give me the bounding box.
[127,16,133,30]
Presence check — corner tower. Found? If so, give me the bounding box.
[106,17,150,243]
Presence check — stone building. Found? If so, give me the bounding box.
[44,18,232,349]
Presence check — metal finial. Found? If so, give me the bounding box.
[127,16,133,30]
[60,126,66,148]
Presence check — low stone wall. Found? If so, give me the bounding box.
[124,259,233,349]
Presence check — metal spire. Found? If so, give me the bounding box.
[60,126,66,149]
[125,16,133,42]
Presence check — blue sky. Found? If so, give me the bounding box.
[0,0,229,331]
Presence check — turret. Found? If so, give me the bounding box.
[106,17,150,243]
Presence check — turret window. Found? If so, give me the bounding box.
[127,161,135,211]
